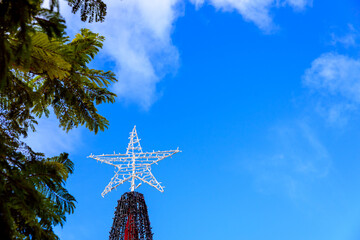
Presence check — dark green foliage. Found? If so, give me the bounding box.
[0,107,76,239]
[0,27,117,237]
[0,0,116,239]
[68,0,107,22]
[0,0,64,86]
[0,0,107,86]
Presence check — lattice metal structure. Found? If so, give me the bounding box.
[88,126,180,197]
[109,192,153,240]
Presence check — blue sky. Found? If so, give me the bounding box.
[28,0,360,239]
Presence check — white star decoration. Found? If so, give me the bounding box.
[88,126,181,197]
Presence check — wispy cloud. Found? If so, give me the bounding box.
[330,24,359,48]
[283,0,312,10]
[303,52,360,124]
[190,0,312,32]
[246,121,331,199]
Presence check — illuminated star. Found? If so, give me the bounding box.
[88,126,180,197]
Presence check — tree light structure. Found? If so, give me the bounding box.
[109,192,152,240]
[89,126,180,240]
[88,125,180,197]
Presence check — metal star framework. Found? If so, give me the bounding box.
[88,126,180,197]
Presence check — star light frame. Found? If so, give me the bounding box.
[88,126,180,197]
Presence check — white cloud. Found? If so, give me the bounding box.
[190,0,312,31]
[303,53,360,123]
[61,0,181,109]
[59,0,311,108]
[303,53,360,101]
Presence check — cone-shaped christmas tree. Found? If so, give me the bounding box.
[88,126,180,240]
[109,192,152,240]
